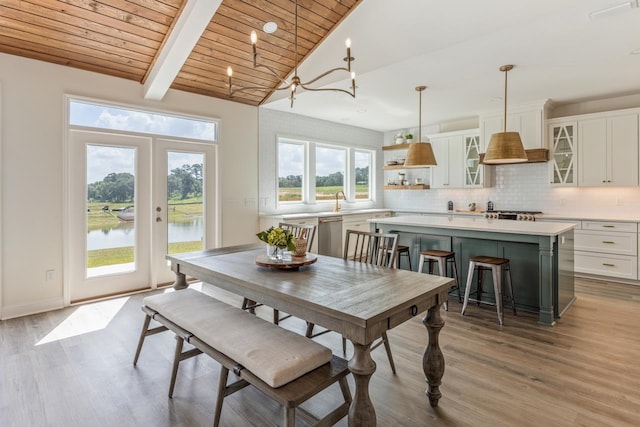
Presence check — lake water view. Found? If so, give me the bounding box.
[87,217,203,250]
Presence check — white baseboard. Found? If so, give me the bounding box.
[1,296,65,320]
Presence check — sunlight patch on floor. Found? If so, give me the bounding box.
[36,296,130,345]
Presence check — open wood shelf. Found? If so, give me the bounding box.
[382,143,410,151]
[383,184,430,190]
[383,165,407,170]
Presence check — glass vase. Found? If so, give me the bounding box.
[266,245,284,261]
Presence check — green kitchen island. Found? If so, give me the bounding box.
[371,215,576,326]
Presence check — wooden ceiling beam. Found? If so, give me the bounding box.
[143,0,222,100]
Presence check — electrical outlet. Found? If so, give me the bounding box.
[45,270,55,282]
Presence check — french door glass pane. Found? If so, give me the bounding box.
[167,151,204,255]
[86,145,136,277]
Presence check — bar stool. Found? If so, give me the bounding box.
[461,256,516,325]
[418,250,461,311]
[396,245,412,270]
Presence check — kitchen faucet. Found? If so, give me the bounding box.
[334,190,346,212]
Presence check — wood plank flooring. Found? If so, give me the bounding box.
[1,277,639,426]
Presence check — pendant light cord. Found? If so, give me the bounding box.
[503,67,508,133]
[416,85,426,142]
[418,89,422,142]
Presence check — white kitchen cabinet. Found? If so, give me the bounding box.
[578,113,639,187]
[574,220,638,280]
[548,121,577,186]
[428,129,483,189]
[430,135,464,189]
[464,133,485,187]
[480,101,549,150]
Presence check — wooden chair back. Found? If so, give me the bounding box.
[279,222,316,252]
[343,229,398,268]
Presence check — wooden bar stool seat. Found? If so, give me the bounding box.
[418,250,461,311]
[461,255,516,325]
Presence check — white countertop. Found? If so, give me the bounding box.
[261,209,639,223]
[261,208,391,220]
[539,213,639,222]
[371,215,575,236]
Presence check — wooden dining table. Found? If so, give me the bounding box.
[167,243,453,426]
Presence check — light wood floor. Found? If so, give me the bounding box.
[1,277,639,427]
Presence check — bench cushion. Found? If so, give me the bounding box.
[143,289,332,388]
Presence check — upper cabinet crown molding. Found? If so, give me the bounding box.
[478,99,552,117]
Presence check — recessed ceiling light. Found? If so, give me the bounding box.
[630,48,640,55]
[263,22,277,34]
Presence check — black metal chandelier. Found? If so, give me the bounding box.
[226,0,356,107]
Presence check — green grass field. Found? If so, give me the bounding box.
[87,241,203,268]
[279,185,370,201]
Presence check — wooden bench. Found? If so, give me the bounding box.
[133,289,351,427]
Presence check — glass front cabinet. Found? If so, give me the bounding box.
[548,121,577,186]
[464,134,482,187]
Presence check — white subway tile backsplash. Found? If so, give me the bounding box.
[385,162,640,217]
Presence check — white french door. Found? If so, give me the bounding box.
[152,139,217,285]
[67,130,216,303]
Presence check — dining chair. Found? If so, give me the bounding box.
[242,222,317,325]
[306,229,399,374]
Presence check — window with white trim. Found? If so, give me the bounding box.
[276,137,374,205]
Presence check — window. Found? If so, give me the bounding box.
[69,99,217,141]
[354,151,371,199]
[315,145,346,201]
[276,137,374,205]
[278,139,305,203]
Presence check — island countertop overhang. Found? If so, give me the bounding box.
[369,215,575,237]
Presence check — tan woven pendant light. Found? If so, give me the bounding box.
[483,65,527,164]
[405,86,437,167]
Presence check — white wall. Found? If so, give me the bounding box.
[258,108,384,214]
[0,53,258,319]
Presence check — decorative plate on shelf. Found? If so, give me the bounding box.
[255,253,318,270]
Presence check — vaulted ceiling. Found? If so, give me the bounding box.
[2,1,640,132]
[0,0,361,106]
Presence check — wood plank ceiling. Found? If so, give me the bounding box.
[0,0,362,106]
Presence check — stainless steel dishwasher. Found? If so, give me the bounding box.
[317,216,343,257]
